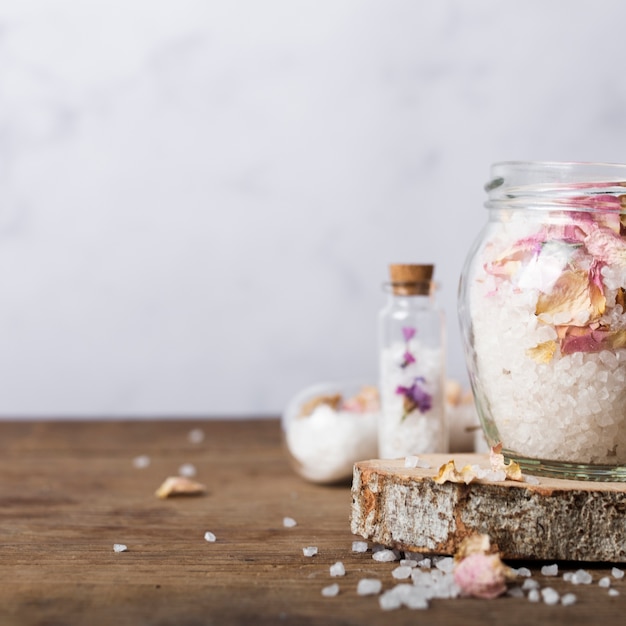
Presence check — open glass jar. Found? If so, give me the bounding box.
[459,161,626,480]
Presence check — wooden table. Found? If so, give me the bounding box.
[0,419,624,625]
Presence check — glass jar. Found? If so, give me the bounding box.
[282,381,380,484]
[378,264,447,458]
[459,161,626,480]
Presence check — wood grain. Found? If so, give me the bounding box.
[0,420,624,626]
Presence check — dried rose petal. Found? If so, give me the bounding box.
[155,476,206,499]
[489,444,523,482]
[453,553,509,599]
[526,340,557,364]
[433,460,477,485]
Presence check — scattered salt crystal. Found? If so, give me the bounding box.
[380,585,429,610]
[188,428,204,444]
[204,531,216,543]
[321,584,339,597]
[283,517,297,528]
[132,455,150,469]
[417,558,432,569]
[302,546,318,557]
[609,588,620,597]
[612,567,625,579]
[392,566,413,580]
[330,561,346,577]
[563,572,574,582]
[561,593,577,606]
[178,463,197,478]
[357,578,382,596]
[404,455,419,468]
[400,559,419,569]
[435,557,455,574]
[528,589,540,603]
[599,576,611,588]
[572,569,593,585]
[523,475,540,485]
[352,541,368,553]
[516,566,532,577]
[541,587,560,605]
[373,549,400,562]
[507,586,525,598]
[379,590,402,611]
[522,579,540,591]
[113,544,127,553]
[541,564,558,576]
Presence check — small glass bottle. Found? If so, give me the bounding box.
[378,263,446,458]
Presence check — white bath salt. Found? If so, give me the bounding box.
[351,541,368,553]
[572,569,593,585]
[522,579,540,591]
[507,586,525,598]
[178,463,197,478]
[330,561,346,577]
[113,544,128,553]
[373,549,400,563]
[285,402,378,483]
[188,428,204,444]
[380,585,429,611]
[321,584,339,597]
[541,587,560,605]
[541,564,559,576]
[563,572,574,582]
[283,517,297,528]
[523,475,541,485]
[417,558,432,569]
[302,546,318,557]
[379,590,402,611]
[132,455,150,469]
[204,531,216,543]
[400,559,419,569]
[392,566,413,580]
[435,557,455,574]
[609,589,620,597]
[599,576,611,588]
[528,589,540,603]
[515,566,532,577]
[357,578,382,596]
[561,593,577,606]
[404,455,419,468]
[612,567,625,579]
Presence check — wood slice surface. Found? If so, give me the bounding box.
[350,454,626,562]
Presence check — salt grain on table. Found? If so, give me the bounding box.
[522,579,540,591]
[321,584,339,597]
[612,567,625,579]
[113,544,127,553]
[302,546,318,557]
[392,566,413,580]
[507,586,525,598]
[561,593,577,606]
[178,463,197,478]
[283,517,297,528]
[417,558,432,569]
[357,579,382,596]
[351,541,368,553]
[372,549,400,562]
[609,589,620,597]
[132,455,150,469]
[572,569,593,585]
[204,531,216,542]
[541,588,560,605]
[188,428,204,444]
[330,562,345,577]
[435,557,454,574]
[599,576,611,588]
[400,559,419,569]
[516,566,531,577]
[528,589,540,603]
[541,564,558,576]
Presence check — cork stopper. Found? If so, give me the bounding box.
[389,264,433,295]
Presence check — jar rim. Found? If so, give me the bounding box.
[486,161,626,211]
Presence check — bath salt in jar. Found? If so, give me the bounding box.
[378,264,447,458]
[459,161,626,480]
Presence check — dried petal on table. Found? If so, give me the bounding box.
[453,553,508,599]
[489,443,524,481]
[155,476,206,499]
[433,460,478,485]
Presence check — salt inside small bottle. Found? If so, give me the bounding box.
[378,263,446,458]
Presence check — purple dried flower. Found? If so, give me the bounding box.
[402,327,416,342]
[396,377,432,419]
[401,350,416,368]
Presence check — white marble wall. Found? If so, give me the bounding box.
[1,0,626,416]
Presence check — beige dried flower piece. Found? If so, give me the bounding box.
[433,460,478,485]
[298,393,342,418]
[526,339,557,364]
[490,443,524,482]
[155,476,206,499]
[455,533,494,560]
